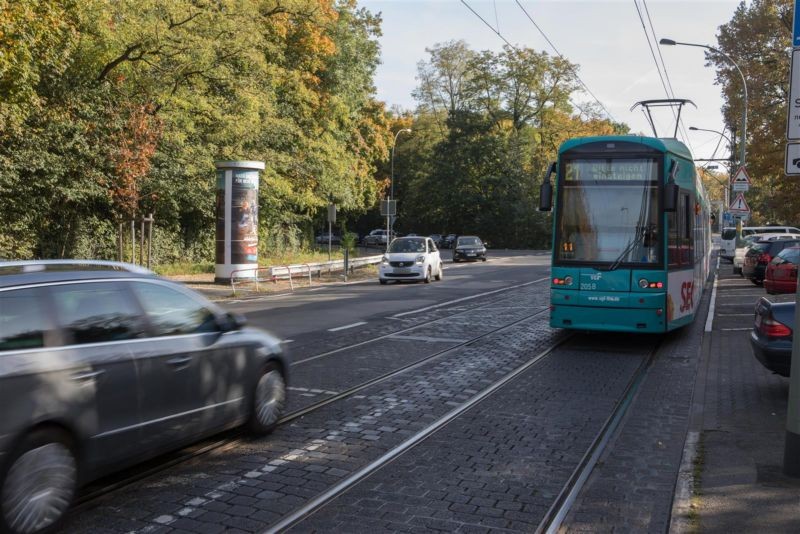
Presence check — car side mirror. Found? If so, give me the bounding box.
[219,312,246,332]
[539,162,556,212]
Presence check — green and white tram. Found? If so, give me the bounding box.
[539,135,712,333]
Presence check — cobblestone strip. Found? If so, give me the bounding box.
[285,290,549,413]
[560,280,711,532]
[64,308,562,533]
[288,276,550,360]
[289,337,654,533]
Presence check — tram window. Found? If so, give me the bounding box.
[668,210,679,267]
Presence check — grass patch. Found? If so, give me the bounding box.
[688,433,706,532]
[155,262,214,276]
[153,249,377,276]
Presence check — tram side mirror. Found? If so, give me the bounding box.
[664,161,679,212]
[539,162,556,212]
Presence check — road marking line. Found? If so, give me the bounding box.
[720,327,752,331]
[717,313,754,317]
[705,274,718,332]
[389,335,466,343]
[283,339,295,343]
[392,278,548,318]
[328,321,367,332]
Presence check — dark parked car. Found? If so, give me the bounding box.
[750,295,795,377]
[429,234,443,248]
[442,234,458,249]
[765,246,800,295]
[315,232,341,245]
[452,236,487,262]
[742,238,800,285]
[0,260,288,533]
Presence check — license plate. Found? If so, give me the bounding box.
[467,253,476,256]
[394,268,410,274]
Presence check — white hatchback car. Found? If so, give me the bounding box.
[379,237,443,284]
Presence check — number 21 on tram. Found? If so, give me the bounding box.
[539,136,712,333]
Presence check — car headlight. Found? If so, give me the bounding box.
[381,256,389,265]
[416,255,425,264]
[456,249,464,253]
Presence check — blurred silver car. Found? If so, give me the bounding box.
[0,261,288,534]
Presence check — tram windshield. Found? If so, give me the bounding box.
[555,157,661,266]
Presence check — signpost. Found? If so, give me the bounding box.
[788,49,800,141]
[327,203,336,261]
[786,143,800,176]
[785,0,800,478]
[730,166,751,192]
[727,192,750,217]
[380,199,397,252]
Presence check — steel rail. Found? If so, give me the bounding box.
[536,338,663,533]
[293,277,548,366]
[73,305,551,511]
[264,333,574,533]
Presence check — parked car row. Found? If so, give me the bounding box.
[732,231,800,378]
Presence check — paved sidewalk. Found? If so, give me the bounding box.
[692,263,800,532]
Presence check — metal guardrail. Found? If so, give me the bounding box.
[230,255,382,295]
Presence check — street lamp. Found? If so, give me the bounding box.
[388,128,412,250]
[660,38,747,168]
[689,125,738,230]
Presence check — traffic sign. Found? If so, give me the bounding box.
[380,199,396,216]
[789,49,800,140]
[728,192,751,215]
[730,166,751,192]
[794,0,800,47]
[787,143,800,176]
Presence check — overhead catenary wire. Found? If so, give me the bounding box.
[459,0,597,120]
[513,0,617,123]
[633,0,695,152]
[642,0,695,151]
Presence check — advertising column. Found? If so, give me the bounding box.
[214,160,265,283]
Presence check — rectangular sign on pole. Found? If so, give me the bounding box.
[794,0,800,47]
[380,199,396,216]
[788,49,800,140]
[786,143,800,176]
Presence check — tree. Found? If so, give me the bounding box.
[712,0,793,223]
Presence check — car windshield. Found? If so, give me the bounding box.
[774,247,800,264]
[389,238,426,253]
[721,228,737,240]
[457,237,481,247]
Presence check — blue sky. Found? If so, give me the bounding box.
[359,0,743,162]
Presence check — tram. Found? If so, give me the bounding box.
[539,134,712,333]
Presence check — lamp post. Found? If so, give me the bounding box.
[660,38,747,168]
[689,126,734,224]
[388,128,412,251]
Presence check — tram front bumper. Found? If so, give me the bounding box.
[550,290,667,333]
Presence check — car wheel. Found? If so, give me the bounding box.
[452,257,459,263]
[1,428,77,534]
[248,363,286,435]
[750,278,762,286]
[379,278,387,285]
[435,264,443,281]
[424,267,431,283]
[482,257,487,262]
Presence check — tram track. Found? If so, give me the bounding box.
[72,287,550,514]
[266,333,664,534]
[287,276,549,364]
[536,337,663,533]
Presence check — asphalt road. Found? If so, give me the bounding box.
[224,250,552,340]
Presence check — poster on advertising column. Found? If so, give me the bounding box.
[230,170,259,265]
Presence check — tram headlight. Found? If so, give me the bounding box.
[564,276,573,286]
[639,278,664,289]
